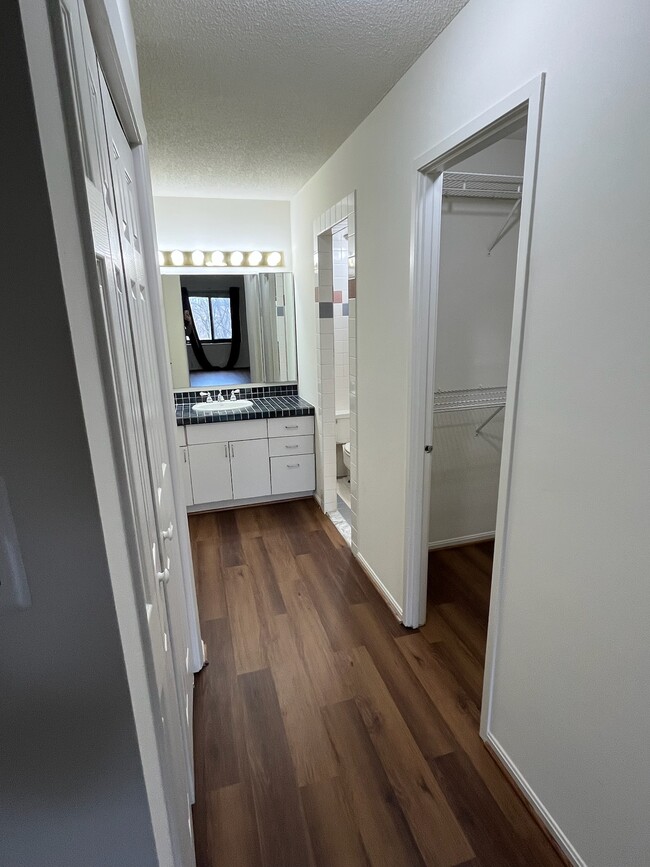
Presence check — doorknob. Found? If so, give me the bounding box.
[161,522,174,541]
[157,568,170,584]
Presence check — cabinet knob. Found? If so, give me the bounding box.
[157,568,170,584]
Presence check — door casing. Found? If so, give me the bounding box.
[403,76,546,747]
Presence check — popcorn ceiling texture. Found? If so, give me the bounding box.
[131,0,470,199]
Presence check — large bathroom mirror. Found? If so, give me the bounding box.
[161,272,297,389]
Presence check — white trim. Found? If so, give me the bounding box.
[402,76,546,747]
[486,734,585,867]
[354,552,403,620]
[428,532,495,550]
[313,194,358,548]
[187,491,314,513]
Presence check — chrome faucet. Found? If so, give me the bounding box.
[229,389,240,401]
[199,391,213,403]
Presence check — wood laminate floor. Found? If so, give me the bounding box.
[190,499,564,867]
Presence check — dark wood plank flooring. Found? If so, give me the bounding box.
[190,500,564,867]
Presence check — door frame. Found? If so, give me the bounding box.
[313,194,359,550]
[403,76,545,740]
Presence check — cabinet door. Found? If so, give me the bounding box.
[230,439,271,500]
[178,447,193,506]
[188,443,233,504]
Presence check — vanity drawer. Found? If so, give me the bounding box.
[268,416,314,438]
[268,435,314,458]
[175,426,186,448]
[186,419,267,445]
[270,455,316,495]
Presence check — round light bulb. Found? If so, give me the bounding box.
[229,251,244,267]
[248,250,263,267]
[170,249,184,266]
[266,251,282,267]
[157,251,166,267]
[209,251,225,266]
[191,250,205,266]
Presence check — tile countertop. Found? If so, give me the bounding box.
[175,394,315,426]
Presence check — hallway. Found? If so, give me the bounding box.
[190,500,564,867]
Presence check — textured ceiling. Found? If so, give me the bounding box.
[131,0,470,199]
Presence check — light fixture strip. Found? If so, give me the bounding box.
[158,250,284,268]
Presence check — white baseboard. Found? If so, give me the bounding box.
[486,733,586,867]
[428,531,495,550]
[187,491,313,513]
[354,552,403,620]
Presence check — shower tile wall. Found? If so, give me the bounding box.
[332,227,349,414]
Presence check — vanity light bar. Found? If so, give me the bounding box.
[158,250,284,268]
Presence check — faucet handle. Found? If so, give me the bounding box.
[229,389,240,401]
[199,391,213,403]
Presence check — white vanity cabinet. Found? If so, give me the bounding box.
[176,416,312,509]
[267,416,316,495]
[229,439,271,499]
[187,441,233,504]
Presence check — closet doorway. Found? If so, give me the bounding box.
[404,78,545,742]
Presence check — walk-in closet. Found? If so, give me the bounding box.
[426,126,527,699]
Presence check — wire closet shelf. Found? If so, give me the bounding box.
[434,386,507,436]
[442,172,523,199]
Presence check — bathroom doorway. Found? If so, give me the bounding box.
[313,194,358,549]
[404,77,545,743]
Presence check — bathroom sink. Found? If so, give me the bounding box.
[192,399,253,413]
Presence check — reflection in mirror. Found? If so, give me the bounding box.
[161,272,297,389]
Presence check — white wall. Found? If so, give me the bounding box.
[429,137,523,544]
[290,0,650,863]
[162,275,189,388]
[154,196,292,267]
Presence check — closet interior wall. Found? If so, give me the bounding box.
[429,137,526,548]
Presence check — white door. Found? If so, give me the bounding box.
[179,447,194,505]
[100,76,195,794]
[188,443,233,504]
[59,1,195,863]
[230,438,271,500]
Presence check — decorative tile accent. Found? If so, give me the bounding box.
[333,290,343,303]
[318,302,333,318]
[342,302,349,316]
[317,286,333,302]
[348,278,356,299]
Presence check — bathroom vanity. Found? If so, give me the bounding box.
[174,387,315,510]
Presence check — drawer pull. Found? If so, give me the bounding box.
[286,463,300,469]
[284,424,299,430]
[285,444,299,449]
